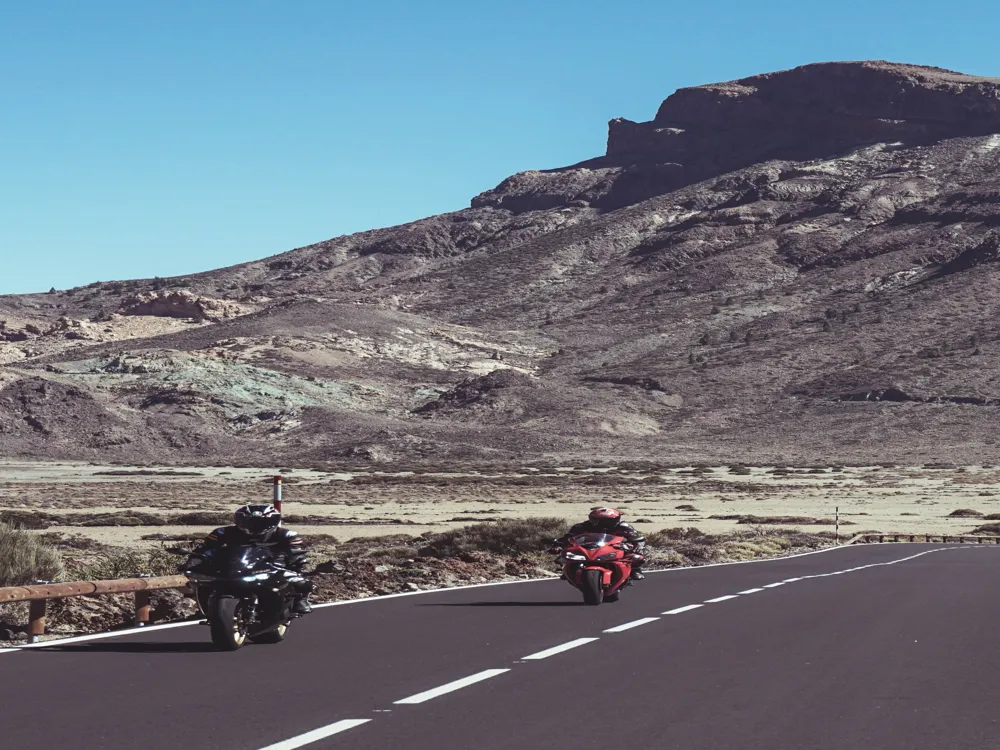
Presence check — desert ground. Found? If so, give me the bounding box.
[2,460,998,549]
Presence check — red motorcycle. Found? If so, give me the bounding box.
[559,532,638,605]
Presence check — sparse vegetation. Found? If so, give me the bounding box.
[707,514,851,526]
[644,526,833,567]
[947,509,984,518]
[0,522,64,587]
[418,518,568,559]
[75,547,179,581]
[972,523,1000,535]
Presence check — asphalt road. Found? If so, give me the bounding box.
[2,543,998,750]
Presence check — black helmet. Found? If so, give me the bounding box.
[234,504,281,541]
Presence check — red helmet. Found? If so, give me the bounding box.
[588,507,622,532]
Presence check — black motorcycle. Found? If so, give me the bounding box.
[169,544,305,651]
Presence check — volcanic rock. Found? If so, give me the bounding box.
[3,60,1000,465]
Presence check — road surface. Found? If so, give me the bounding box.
[2,543,997,749]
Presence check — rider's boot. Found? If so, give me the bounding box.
[292,595,312,615]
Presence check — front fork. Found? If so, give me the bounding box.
[562,563,613,587]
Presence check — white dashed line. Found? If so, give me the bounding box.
[738,588,765,594]
[663,604,704,615]
[394,669,510,705]
[603,617,661,633]
[257,719,371,750]
[782,578,803,583]
[704,595,739,603]
[522,638,599,660]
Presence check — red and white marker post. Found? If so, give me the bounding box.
[273,475,283,513]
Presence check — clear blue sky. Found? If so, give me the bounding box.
[2,0,998,294]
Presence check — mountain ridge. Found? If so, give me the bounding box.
[3,60,1000,466]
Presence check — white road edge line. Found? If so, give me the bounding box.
[3,544,979,652]
[737,588,765,594]
[663,604,704,615]
[604,617,660,633]
[704,595,739,603]
[762,582,786,588]
[522,637,599,660]
[394,669,510,705]
[15,620,200,649]
[257,719,371,750]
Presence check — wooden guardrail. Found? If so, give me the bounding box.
[0,575,188,643]
[850,534,1000,545]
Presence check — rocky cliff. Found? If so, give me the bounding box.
[3,61,1000,466]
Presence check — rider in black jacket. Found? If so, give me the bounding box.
[555,508,647,580]
[190,504,314,614]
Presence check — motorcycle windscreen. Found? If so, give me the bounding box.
[570,533,619,549]
[204,545,275,576]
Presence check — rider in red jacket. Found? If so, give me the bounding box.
[555,508,647,580]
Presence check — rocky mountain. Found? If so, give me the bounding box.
[4,60,1000,466]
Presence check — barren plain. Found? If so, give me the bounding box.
[3,461,997,548]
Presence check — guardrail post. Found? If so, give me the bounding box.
[135,590,150,626]
[979,536,985,544]
[28,600,46,644]
[878,535,885,543]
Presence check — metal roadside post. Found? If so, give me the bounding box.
[273,475,283,513]
[835,505,840,544]
[28,600,46,644]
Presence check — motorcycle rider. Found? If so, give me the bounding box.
[188,504,314,615]
[553,508,647,580]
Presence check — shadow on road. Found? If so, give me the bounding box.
[419,601,582,607]
[36,641,218,653]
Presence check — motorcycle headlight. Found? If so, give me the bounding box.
[596,552,618,561]
[562,552,586,561]
[241,572,270,582]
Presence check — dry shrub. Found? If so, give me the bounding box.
[644,525,831,568]
[972,522,1000,535]
[419,518,568,558]
[708,514,849,525]
[948,509,984,518]
[167,511,231,526]
[0,522,64,587]
[0,511,58,530]
[78,511,166,527]
[647,527,709,545]
[77,548,179,580]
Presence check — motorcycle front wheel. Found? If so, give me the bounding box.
[210,595,250,651]
[582,569,604,606]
